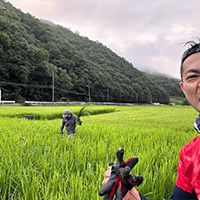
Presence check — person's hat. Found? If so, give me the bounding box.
[63,109,70,117]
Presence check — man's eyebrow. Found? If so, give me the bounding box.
[186,69,200,73]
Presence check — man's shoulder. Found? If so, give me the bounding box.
[180,135,200,160]
[183,135,200,149]
[71,113,78,119]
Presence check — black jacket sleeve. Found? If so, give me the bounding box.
[139,193,149,200]
[60,118,65,132]
[170,185,197,200]
[138,185,197,200]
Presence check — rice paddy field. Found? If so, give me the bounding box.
[0,105,199,200]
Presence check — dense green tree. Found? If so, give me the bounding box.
[0,0,183,103]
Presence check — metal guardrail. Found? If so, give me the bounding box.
[0,101,15,104]
[0,101,142,106]
[24,101,68,106]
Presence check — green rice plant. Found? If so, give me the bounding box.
[0,105,116,120]
[0,105,198,199]
[75,105,90,118]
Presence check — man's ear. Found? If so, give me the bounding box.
[180,82,185,94]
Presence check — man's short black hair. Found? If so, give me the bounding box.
[180,39,200,79]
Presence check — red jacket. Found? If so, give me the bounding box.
[176,135,200,198]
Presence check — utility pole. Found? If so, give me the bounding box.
[52,70,54,105]
[107,88,109,103]
[136,93,138,104]
[88,80,91,103]
[133,91,139,104]
[150,94,152,104]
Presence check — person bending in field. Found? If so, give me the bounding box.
[60,109,82,138]
[101,40,200,200]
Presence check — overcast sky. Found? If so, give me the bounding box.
[7,0,200,79]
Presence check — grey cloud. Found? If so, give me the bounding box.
[8,0,200,78]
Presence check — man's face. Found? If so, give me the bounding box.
[66,113,71,119]
[180,52,200,112]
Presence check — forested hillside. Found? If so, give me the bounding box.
[0,0,184,104]
[144,73,184,98]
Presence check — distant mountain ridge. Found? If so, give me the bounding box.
[0,0,184,103]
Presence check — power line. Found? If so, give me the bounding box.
[0,81,87,96]
[0,81,51,88]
